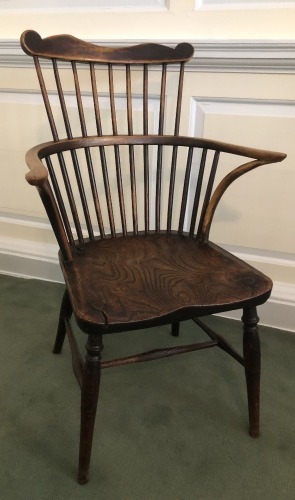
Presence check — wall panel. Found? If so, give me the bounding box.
[0,0,166,10]
[0,2,294,329]
[198,0,295,7]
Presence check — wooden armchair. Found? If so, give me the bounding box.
[20,30,286,484]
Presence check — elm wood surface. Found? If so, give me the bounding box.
[20,30,287,485]
[60,234,272,334]
[21,30,194,64]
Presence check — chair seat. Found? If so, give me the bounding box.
[60,234,272,334]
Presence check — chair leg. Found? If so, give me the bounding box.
[78,334,103,485]
[242,306,261,438]
[53,289,72,354]
[171,322,180,337]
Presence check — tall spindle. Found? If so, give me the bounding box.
[34,57,59,141]
[126,65,138,234]
[197,150,220,239]
[143,65,150,233]
[189,148,207,237]
[108,63,127,235]
[90,63,116,236]
[178,146,194,234]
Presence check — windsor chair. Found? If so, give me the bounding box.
[21,30,286,484]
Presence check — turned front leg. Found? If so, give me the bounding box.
[78,334,103,485]
[242,306,261,438]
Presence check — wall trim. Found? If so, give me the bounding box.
[0,0,167,11]
[190,95,295,138]
[0,230,294,331]
[219,282,295,333]
[2,38,295,73]
[197,1,295,10]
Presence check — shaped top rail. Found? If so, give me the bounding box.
[21,30,195,65]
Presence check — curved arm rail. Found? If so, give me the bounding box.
[25,161,48,186]
[201,158,266,241]
[26,134,286,163]
[25,151,72,261]
[25,134,286,249]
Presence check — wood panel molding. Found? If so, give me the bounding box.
[0,0,167,11]
[197,0,295,8]
[2,39,295,73]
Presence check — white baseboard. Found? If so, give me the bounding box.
[218,282,295,333]
[0,236,63,283]
[0,234,294,332]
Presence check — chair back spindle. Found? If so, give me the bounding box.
[22,32,279,253]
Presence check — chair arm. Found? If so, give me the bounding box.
[23,135,288,163]
[25,144,72,261]
[25,135,286,246]
[25,145,49,186]
[200,154,286,242]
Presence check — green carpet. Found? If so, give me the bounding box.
[0,273,294,499]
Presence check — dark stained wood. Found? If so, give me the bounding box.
[100,148,116,237]
[167,146,178,232]
[174,62,185,135]
[78,334,103,485]
[178,146,194,233]
[34,56,59,141]
[21,30,194,64]
[171,322,180,337]
[53,289,73,354]
[189,148,207,236]
[60,234,273,334]
[90,62,103,135]
[26,135,285,247]
[21,30,287,485]
[193,317,244,365]
[65,317,84,387]
[52,59,71,137]
[36,178,73,261]
[242,306,261,438]
[90,63,117,235]
[197,150,220,240]
[143,64,149,134]
[143,143,150,233]
[101,339,218,369]
[26,134,286,165]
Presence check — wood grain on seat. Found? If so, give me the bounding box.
[62,234,272,333]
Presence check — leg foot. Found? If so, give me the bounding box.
[242,306,261,438]
[78,334,103,484]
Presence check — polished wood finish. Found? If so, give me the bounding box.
[21,31,286,484]
[21,30,194,64]
[59,234,272,333]
[78,334,103,485]
[242,306,261,438]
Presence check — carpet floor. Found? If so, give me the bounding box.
[0,273,294,500]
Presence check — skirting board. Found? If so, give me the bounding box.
[0,238,294,333]
[218,284,295,333]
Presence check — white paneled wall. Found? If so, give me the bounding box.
[0,0,166,10]
[198,0,295,7]
[0,0,294,330]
